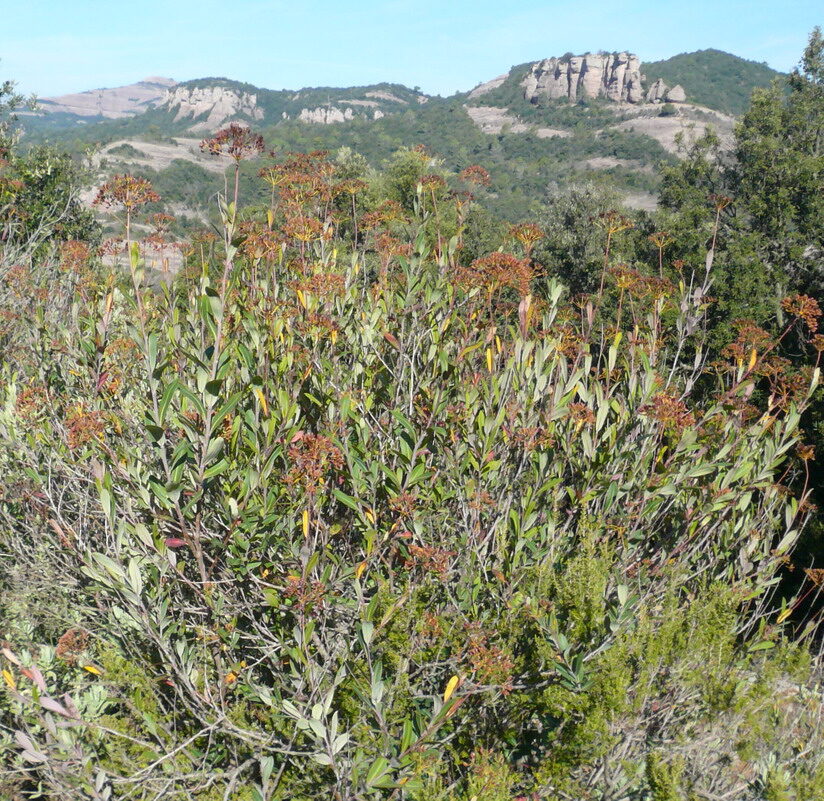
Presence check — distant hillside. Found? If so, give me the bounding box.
[643,49,781,115]
[17,46,785,224]
[38,76,176,119]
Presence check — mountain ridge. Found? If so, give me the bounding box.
[28,47,781,132]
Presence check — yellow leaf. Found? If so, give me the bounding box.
[253,387,268,416]
[330,330,338,345]
[2,669,15,690]
[443,675,460,703]
[613,330,623,349]
[296,289,307,309]
[486,348,493,372]
[748,348,758,370]
[364,508,375,525]
[776,607,793,624]
[355,561,367,580]
[302,509,310,538]
[82,664,102,676]
[495,335,502,354]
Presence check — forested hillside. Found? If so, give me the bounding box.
[0,27,823,801]
[644,49,781,115]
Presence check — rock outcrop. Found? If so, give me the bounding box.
[297,105,385,124]
[298,106,354,124]
[645,78,687,103]
[162,86,263,131]
[469,72,510,99]
[522,52,644,104]
[646,78,668,103]
[40,77,177,119]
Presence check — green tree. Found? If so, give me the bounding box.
[735,26,824,298]
[533,182,626,295]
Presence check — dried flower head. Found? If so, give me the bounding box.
[508,222,545,254]
[93,174,159,211]
[459,165,491,186]
[782,294,822,333]
[456,252,533,297]
[200,123,265,163]
[286,433,344,494]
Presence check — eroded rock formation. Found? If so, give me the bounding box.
[646,78,687,103]
[162,86,263,131]
[522,52,644,104]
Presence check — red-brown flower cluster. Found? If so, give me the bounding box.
[59,240,91,274]
[508,222,544,254]
[459,165,491,187]
[93,174,159,211]
[456,252,533,297]
[782,294,822,333]
[286,433,344,493]
[240,223,284,261]
[641,392,695,433]
[464,624,515,692]
[200,123,265,163]
[290,272,346,299]
[403,544,455,577]
[56,628,89,664]
[284,214,331,243]
[64,405,106,450]
[283,575,326,612]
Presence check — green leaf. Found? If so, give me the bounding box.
[366,756,390,788]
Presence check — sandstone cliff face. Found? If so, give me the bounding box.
[522,52,644,104]
[162,86,264,131]
[297,105,385,124]
[298,106,355,124]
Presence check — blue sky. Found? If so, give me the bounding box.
[3,0,821,98]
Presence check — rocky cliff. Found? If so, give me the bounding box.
[162,86,264,131]
[645,78,686,103]
[296,105,385,124]
[522,52,645,104]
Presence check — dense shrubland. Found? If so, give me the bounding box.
[1,30,824,801]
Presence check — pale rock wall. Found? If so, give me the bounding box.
[522,52,644,104]
[162,86,264,131]
[297,106,355,124]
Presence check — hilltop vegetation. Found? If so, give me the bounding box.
[644,49,781,115]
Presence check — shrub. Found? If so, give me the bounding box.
[1,149,823,800]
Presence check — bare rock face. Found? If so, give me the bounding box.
[40,77,177,119]
[163,86,264,131]
[665,84,686,103]
[469,72,510,99]
[522,52,644,104]
[298,106,355,124]
[646,78,668,103]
